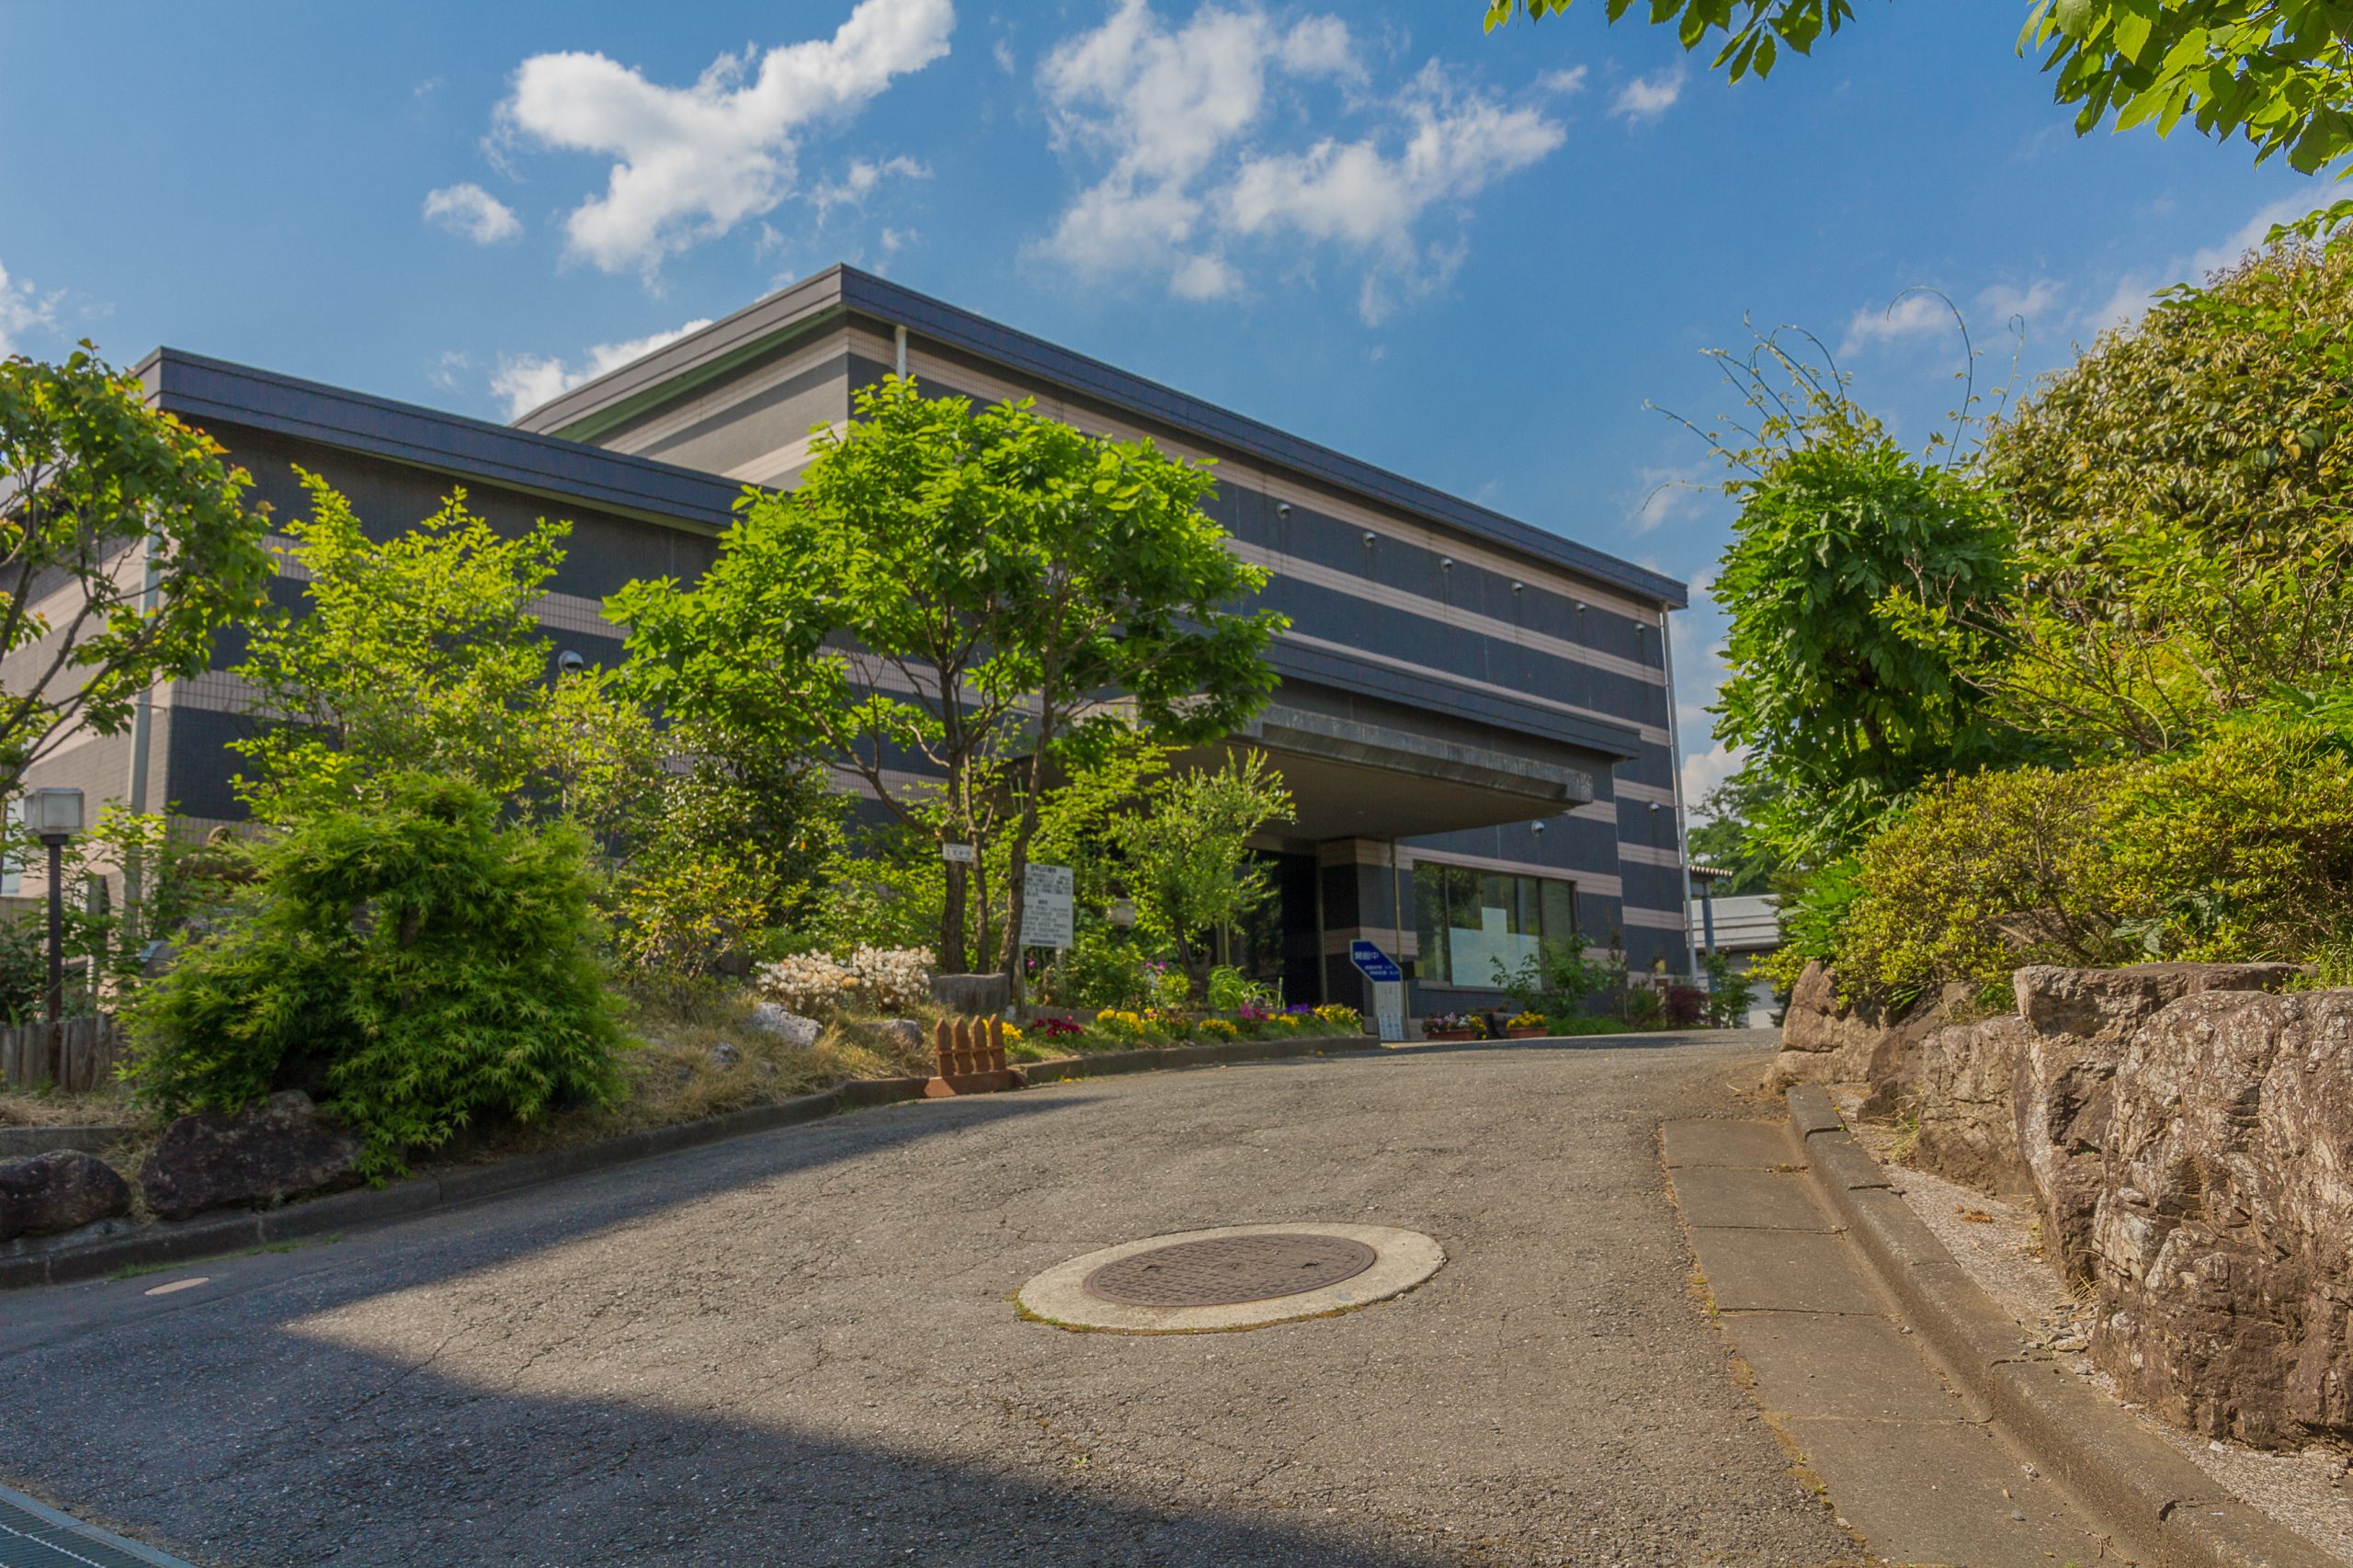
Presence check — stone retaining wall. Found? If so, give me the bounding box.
[1807,959,2347,1450]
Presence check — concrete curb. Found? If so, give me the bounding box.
[1,1033,1382,1294]
[1785,1085,2338,1568]
[1016,1034,1370,1083]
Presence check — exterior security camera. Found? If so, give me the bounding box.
[557,650,587,676]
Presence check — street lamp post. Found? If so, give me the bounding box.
[28,787,84,1083]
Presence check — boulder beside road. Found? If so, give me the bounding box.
[0,1149,131,1241]
[138,1091,365,1222]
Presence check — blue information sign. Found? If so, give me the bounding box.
[1349,939,1404,983]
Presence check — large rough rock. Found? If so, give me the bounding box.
[1768,961,1969,1119]
[1914,1016,2034,1198]
[744,1003,822,1048]
[2088,988,2353,1449]
[2011,962,2304,1284]
[138,1091,365,1221]
[0,1149,131,1240]
[929,972,1011,1017]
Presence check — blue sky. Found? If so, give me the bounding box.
[0,0,2328,809]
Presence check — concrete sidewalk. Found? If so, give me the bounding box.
[1665,1117,2120,1567]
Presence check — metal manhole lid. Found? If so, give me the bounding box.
[1081,1233,1379,1307]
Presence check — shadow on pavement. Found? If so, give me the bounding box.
[5,1302,1454,1567]
[6,1089,1090,1352]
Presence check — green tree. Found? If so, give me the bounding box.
[612,376,1286,979]
[1483,2,2353,205]
[1686,773,1785,894]
[232,471,569,819]
[0,347,274,796]
[1111,751,1294,989]
[1976,234,2353,755]
[1707,355,2020,867]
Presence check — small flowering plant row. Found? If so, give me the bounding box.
[755,946,935,1017]
[1423,1012,1486,1038]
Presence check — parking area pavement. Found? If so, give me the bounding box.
[0,1031,1861,1567]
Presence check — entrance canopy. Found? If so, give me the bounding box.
[1192,703,1601,844]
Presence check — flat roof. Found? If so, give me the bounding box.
[512,265,1688,610]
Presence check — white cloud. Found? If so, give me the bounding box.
[811,153,930,219]
[1681,739,1745,813]
[2082,189,2336,335]
[423,182,523,244]
[1610,62,1684,121]
[1626,463,1711,536]
[1839,289,1957,355]
[496,0,954,277]
[1538,65,1588,95]
[1976,278,2062,324]
[0,262,59,357]
[1036,1,1563,324]
[493,318,715,419]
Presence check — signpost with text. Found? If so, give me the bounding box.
[1349,939,1406,1043]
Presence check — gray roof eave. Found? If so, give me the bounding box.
[507,265,1689,610]
[137,348,746,532]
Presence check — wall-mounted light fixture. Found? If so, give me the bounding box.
[1510,581,1525,594]
[1276,501,1292,517]
[557,650,587,676]
[1362,530,1378,546]
[1438,557,1454,571]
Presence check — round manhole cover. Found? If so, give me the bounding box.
[1082,1233,1379,1307]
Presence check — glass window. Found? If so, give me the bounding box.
[1411,863,1579,986]
[1411,862,1449,983]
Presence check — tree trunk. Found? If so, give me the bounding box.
[940,857,968,973]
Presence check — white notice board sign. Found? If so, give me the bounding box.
[1371,979,1405,1043]
[1019,862,1075,949]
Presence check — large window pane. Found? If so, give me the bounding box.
[1449,871,1541,988]
[1540,879,1577,949]
[1412,862,1449,985]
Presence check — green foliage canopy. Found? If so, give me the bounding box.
[1483,1,2353,193]
[1710,398,2018,864]
[0,347,274,796]
[1977,237,2353,755]
[1109,751,1294,983]
[613,377,1286,976]
[232,472,570,820]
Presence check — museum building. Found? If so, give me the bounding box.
[32,265,1694,1014]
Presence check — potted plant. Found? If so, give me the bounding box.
[1504,1009,1549,1040]
[1422,1011,1485,1042]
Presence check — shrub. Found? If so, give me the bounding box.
[1833,765,2124,1003]
[843,945,934,1012]
[755,952,861,1016]
[1662,983,1706,1028]
[122,775,622,1175]
[1048,926,1150,1010]
[2105,718,2353,962]
[1205,964,1274,1011]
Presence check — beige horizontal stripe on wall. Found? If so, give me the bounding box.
[900,343,1672,625]
[1229,540,1660,687]
[1614,842,1687,869]
[1619,905,1689,932]
[1281,631,1672,749]
[1322,926,1419,960]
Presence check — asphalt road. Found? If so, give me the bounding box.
[0,1031,1860,1567]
